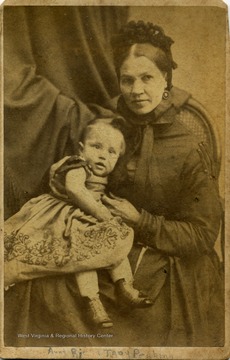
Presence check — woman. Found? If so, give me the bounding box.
[4,20,224,348]
[98,20,224,346]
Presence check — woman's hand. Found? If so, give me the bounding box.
[97,205,113,222]
[102,193,140,225]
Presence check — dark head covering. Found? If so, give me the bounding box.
[111,20,177,90]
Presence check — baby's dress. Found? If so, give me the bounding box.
[4,156,133,286]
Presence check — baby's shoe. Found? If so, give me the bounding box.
[83,295,113,328]
[115,279,153,309]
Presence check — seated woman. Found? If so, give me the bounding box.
[4,20,224,347]
[100,20,224,346]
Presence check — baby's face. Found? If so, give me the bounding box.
[80,123,124,177]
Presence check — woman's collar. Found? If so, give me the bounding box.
[155,87,191,119]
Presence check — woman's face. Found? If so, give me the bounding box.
[119,55,167,115]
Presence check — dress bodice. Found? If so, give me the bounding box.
[85,173,108,202]
[49,155,108,203]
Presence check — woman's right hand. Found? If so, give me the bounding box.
[97,205,113,222]
[102,193,141,225]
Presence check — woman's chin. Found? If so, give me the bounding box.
[132,108,152,115]
[129,103,155,115]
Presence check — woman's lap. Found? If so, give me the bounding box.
[4,273,171,347]
[4,248,224,347]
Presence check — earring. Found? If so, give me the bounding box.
[162,90,169,100]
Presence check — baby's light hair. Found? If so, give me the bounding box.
[80,116,127,156]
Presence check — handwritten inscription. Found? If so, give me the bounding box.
[47,347,172,359]
[17,334,172,359]
[103,349,171,359]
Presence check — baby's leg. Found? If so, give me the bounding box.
[75,270,99,299]
[108,258,153,309]
[108,257,133,284]
[75,271,113,328]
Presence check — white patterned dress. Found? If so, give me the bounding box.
[4,156,133,286]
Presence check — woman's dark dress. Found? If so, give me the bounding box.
[4,87,224,347]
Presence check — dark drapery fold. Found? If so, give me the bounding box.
[10,6,127,103]
[4,6,128,218]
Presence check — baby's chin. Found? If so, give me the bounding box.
[92,169,108,177]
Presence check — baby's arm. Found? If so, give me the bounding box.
[65,168,112,221]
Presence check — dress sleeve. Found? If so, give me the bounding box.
[136,148,222,258]
[49,155,91,200]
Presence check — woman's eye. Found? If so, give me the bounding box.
[142,75,153,82]
[121,77,133,85]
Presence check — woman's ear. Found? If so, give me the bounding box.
[78,142,84,154]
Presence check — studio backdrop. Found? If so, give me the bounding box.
[4,6,128,218]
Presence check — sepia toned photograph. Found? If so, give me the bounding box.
[1,1,229,359]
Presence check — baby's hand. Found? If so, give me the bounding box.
[97,205,113,222]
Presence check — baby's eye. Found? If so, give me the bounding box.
[91,143,101,149]
[109,148,116,155]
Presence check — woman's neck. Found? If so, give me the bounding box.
[117,96,156,126]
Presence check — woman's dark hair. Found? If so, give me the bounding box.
[111,20,177,90]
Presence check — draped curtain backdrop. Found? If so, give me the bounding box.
[4,6,128,219]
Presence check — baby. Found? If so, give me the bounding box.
[4,116,153,329]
